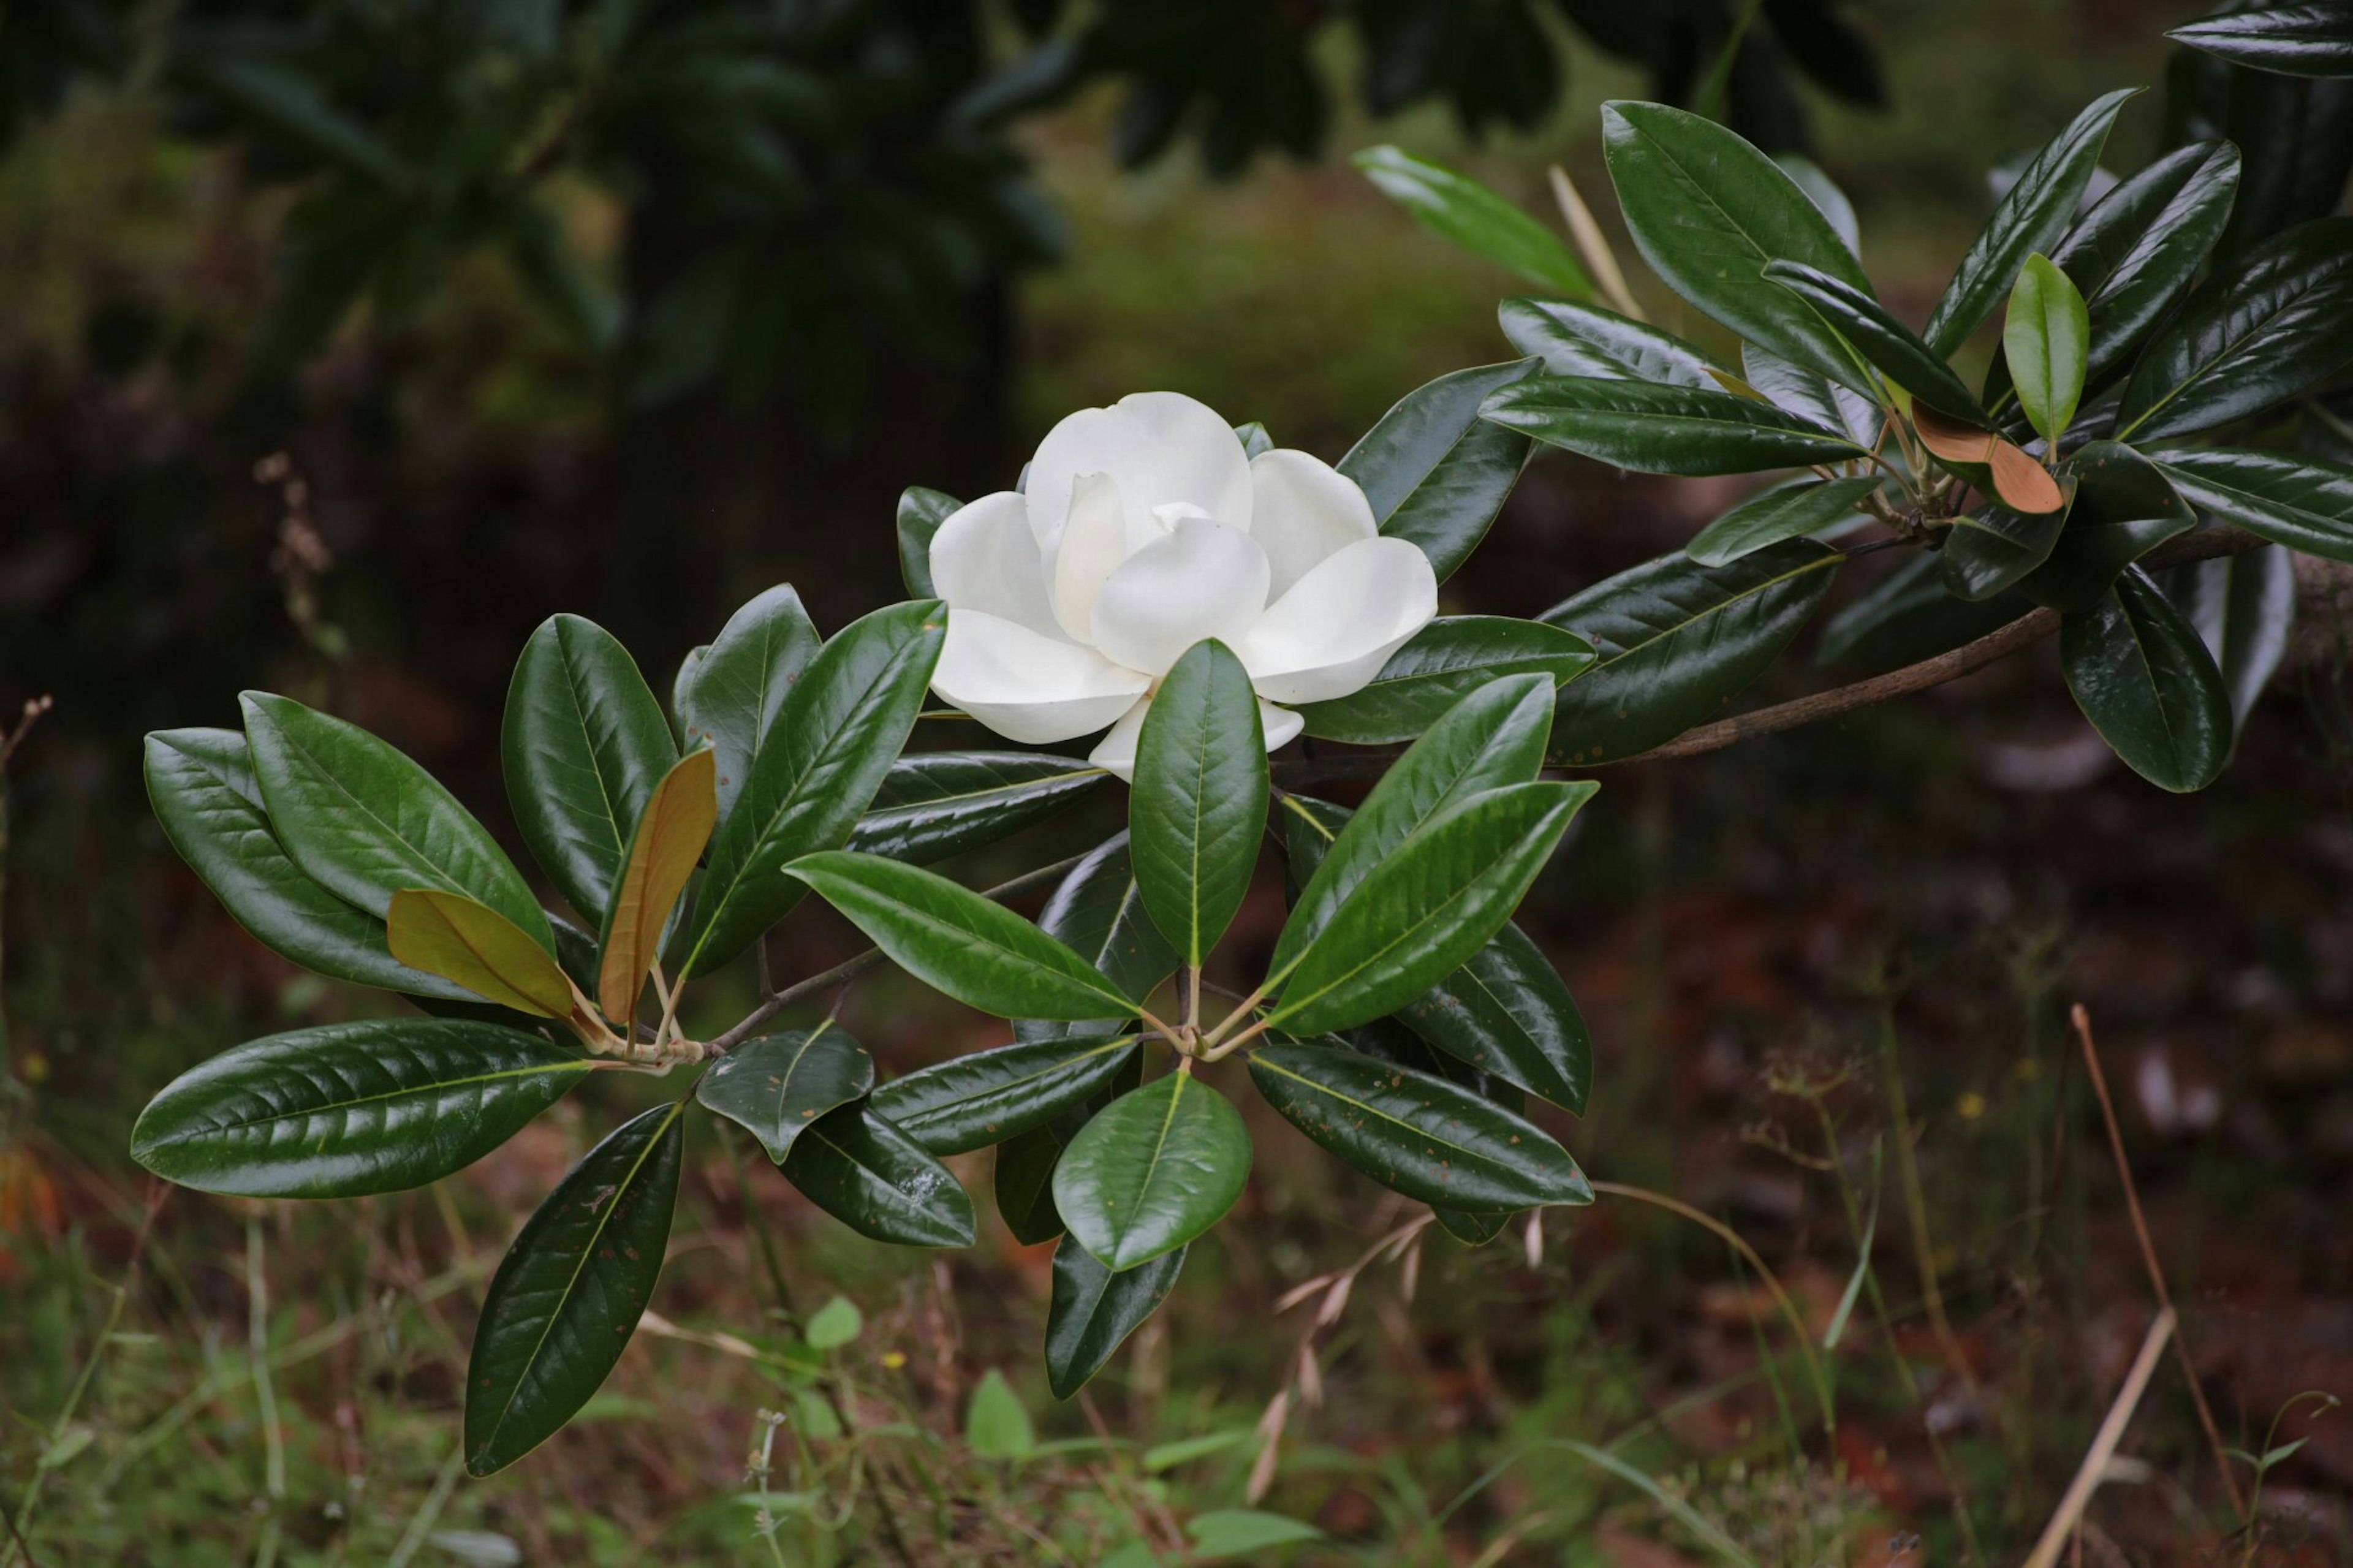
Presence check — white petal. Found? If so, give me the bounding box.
[1089,517,1271,678]
[1259,700,1305,752]
[1249,449,1377,600]
[1026,392,1253,553]
[1238,537,1438,705]
[1045,471,1126,644]
[1088,695,1304,782]
[929,492,1064,642]
[930,610,1149,744]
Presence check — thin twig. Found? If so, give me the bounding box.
[2020,1307,2177,1568]
[2070,1004,2248,1523]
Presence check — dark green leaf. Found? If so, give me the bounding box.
[464,1102,683,1475]
[1247,1043,1590,1211]
[686,601,945,975]
[1498,298,1722,387]
[131,1019,591,1199]
[2048,142,2242,390]
[695,1022,876,1163]
[1482,376,1868,475]
[1943,501,2072,602]
[1355,146,1591,296]
[1438,1208,1513,1245]
[846,751,1105,865]
[2170,5,2353,77]
[2153,446,2353,562]
[1923,89,2140,357]
[241,692,551,950]
[995,1123,1070,1246]
[1339,358,1543,582]
[2117,218,2353,441]
[1541,542,1844,763]
[898,488,961,599]
[2021,442,2195,612]
[1045,1238,1185,1399]
[1762,260,1983,420]
[2060,566,2234,791]
[1054,1074,1251,1271]
[1129,640,1265,966]
[1742,346,1882,445]
[1294,617,1597,744]
[1688,477,1882,567]
[673,586,821,826]
[871,1034,1142,1155]
[2169,545,2298,725]
[1816,551,2027,670]
[2003,255,2091,445]
[1015,834,1181,1046]
[781,1103,977,1247]
[1395,922,1591,1115]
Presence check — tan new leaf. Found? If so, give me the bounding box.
[387,888,572,1017]
[1912,403,1996,465]
[599,746,718,1021]
[1990,438,2067,513]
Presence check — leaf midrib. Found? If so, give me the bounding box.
[148,1058,589,1145]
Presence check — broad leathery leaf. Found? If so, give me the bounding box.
[2048,142,2242,390]
[870,1034,1141,1155]
[1438,1208,1513,1245]
[2060,566,2234,792]
[1923,89,2140,357]
[241,692,552,951]
[1688,476,1882,567]
[1271,675,1553,985]
[898,488,961,597]
[781,1102,977,1247]
[686,600,945,975]
[996,1123,1070,1246]
[2153,445,2353,562]
[1355,146,1591,296]
[1343,1013,1524,1115]
[1498,297,1722,387]
[388,890,575,1018]
[1599,100,1879,392]
[1054,1073,1251,1271]
[2170,5,2353,76]
[1482,376,1868,476]
[1817,551,2026,671]
[2169,545,2297,727]
[846,751,1105,865]
[2004,255,2091,445]
[1340,358,1543,583]
[1130,640,1265,966]
[786,851,1136,1021]
[1776,153,1862,255]
[502,614,678,926]
[672,585,820,825]
[1294,617,1596,744]
[1046,1238,1185,1398]
[2117,217,2353,441]
[1541,542,1844,763]
[1761,260,1984,420]
[131,1019,592,1199]
[1268,782,1593,1037]
[1247,1043,1590,1211]
[464,1102,683,1475]
[1943,501,2072,602]
[1742,346,1882,445]
[695,1021,874,1164]
[1014,833,1180,1047]
[143,729,469,999]
[597,748,718,1021]
[2020,442,2194,612]
[2202,57,2353,260]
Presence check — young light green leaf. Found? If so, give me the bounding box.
[781,1103,977,1248]
[846,751,1105,865]
[1294,618,1596,744]
[1054,1074,1251,1271]
[597,747,716,1021]
[1045,1238,1185,1399]
[695,1022,876,1164]
[2004,254,2091,445]
[388,888,577,1018]
[1339,358,1544,583]
[2060,566,2234,792]
[1482,377,1868,475]
[672,585,820,824]
[1130,639,1265,967]
[1187,1511,1324,1560]
[803,1295,863,1350]
[1354,146,1591,297]
[898,488,961,598]
[869,1034,1141,1155]
[964,1369,1036,1461]
[1686,477,1882,567]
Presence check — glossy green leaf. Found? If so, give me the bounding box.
[2170,5,2353,77]
[1130,640,1265,967]
[846,751,1105,865]
[1484,376,1866,475]
[1395,922,1591,1115]
[695,1022,876,1164]
[241,692,551,950]
[996,1123,1070,1246]
[781,1103,977,1248]
[1339,358,1543,582]
[1045,1237,1185,1399]
[1776,153,1862,256]
[897,488,961,598]
[2060,566,2234,792]
[2117,218,2353,441]
[964,1369,1035,1461]
[2021,442,2195,612]
[1437,1208,1514,1245]
[1923,89,2139,357]
[464,1102,683,1475]
[686,600,946,975]
[1294,618,1596,744]
[1687,477,1882,567]
[2047,142,2241,390]
[1054,1074,1251,1271]
[1268,782,1593,1037]
[870,1034,1141,1155]
[1599,100,1879,390]
[1943,500,2072,602]
[131,1019,591,1199]
[1741,346,1882,445]
[2169,545,2298,725]
[1816,551,2026,671]
[387,889,576,1018]
[1015,834,1181,1047]
[143,729,469,999]
[1355,146,1591,296]
[597,746,716,1021]
[502,614,678,926]
[786,850,1136,1021]
[672,585,821,825]
[1498,298,1722,387]
[2004,254,2091,445]
[1762,260,1983,420]
[1541,542,1844,763]
[1248,1043,1590,1211]
[2153,446,2353,562]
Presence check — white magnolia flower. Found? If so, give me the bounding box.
[926,391,1439,779]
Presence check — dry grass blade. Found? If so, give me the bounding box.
[1548,165,1643,321]
[2020,1306,2176,1568]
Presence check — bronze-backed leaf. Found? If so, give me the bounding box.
[1912,403,1996,464]
[1991,439,2067,513]
[387,888,574,1017]
[599,746,718,1022]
